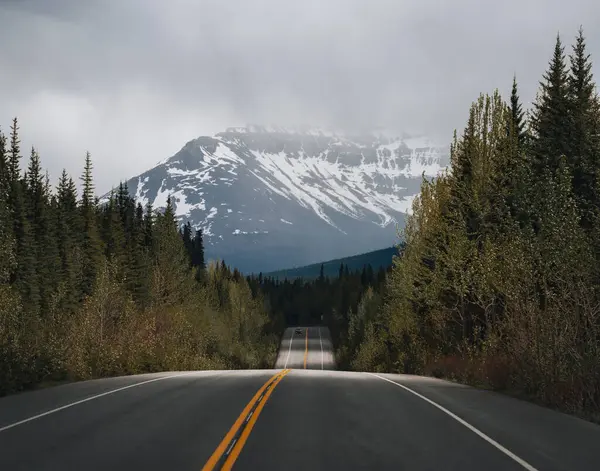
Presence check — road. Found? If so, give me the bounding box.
[1,326,599,470]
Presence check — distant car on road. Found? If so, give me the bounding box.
[295,328,303,335]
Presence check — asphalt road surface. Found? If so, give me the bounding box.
[1,326,599,470]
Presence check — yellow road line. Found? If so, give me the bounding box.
[201,369,290,471]
[222,370,289,470]
[303,328,308,369]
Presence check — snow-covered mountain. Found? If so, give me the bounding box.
[111,125,449,273]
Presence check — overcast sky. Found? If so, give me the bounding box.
[1,0,599,194]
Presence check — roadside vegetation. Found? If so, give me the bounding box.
[341,28,600,420]
[263,29,600,422]
[0,137,277,396]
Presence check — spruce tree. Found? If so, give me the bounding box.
[509,75,527,147]
[143,202,154,249]
[79,152,102,297]
[8,118,21,183]
[127,202,150,305]
[26,147,57,310]
[567,26,599,229]
[101,191,126,270]
[530,34,572,175]
[191,227,205,269]
[6,121,38,308]
[0,129,15,284]
[0,128,7,190]
[56,169,80,311]
[181,221,193,264]
[150,195,192,307]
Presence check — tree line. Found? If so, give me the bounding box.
[315,28,599,420]
[0,127,277,395]
[251,263,389,353]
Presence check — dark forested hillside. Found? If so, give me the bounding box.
[0,127,278,396]
[263,246,399,280]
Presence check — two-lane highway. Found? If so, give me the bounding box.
[274,326,335,370]
[1,326,600,470]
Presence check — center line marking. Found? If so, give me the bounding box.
[202,369,290,471]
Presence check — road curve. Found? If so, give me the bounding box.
[1,327,599,470]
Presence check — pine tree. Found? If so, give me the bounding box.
[101,191,126,270]
[150,196,193,307]
[8,118,21,184]
[0,128,7,191]
[191,227,205,268]
[79,152,102,297]
[567,26,599,229]
[181,221,193,264]
[56,169,80,311]
[509,75,527,147]
[530,34,572,175]
[143,202,154,249]
[0,129,15,284]
[26,147,58,310]
[126,202,151,305]
[116,181,134,234]
[5,121,38,308]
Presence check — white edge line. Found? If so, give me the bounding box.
[318,327,324,370]
[0,373,194,433]
[284,328,294,369]
[368,373,538,471]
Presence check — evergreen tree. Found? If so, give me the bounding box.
[0,129,15,284]
[101,191,126,270]
[150,196,193,307]
[6,122,38,308]
[191,227,205,269]
[181,221,193,264]
[0,128,7,190]
[8,118,21,183]
[79,152,102,297]
[509,75,527,147]
[126,202,150,306]
[530,34,572,175]
[143,202,154,249]
[56,169,80,311]
[567,26,600,229]
[26,147,57,310]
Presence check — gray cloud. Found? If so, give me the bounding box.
[1,0,599,193]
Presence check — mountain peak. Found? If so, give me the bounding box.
[112,126,449,272]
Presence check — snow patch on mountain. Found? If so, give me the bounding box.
[106,125,450,272]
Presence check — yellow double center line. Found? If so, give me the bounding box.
[202,369,291,470]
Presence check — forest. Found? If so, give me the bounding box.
[313,28,599,421]
[0,138,278,396]
[1,27,598,422]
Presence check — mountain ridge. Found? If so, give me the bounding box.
[263,246,399,281]
[106,125,449,272]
